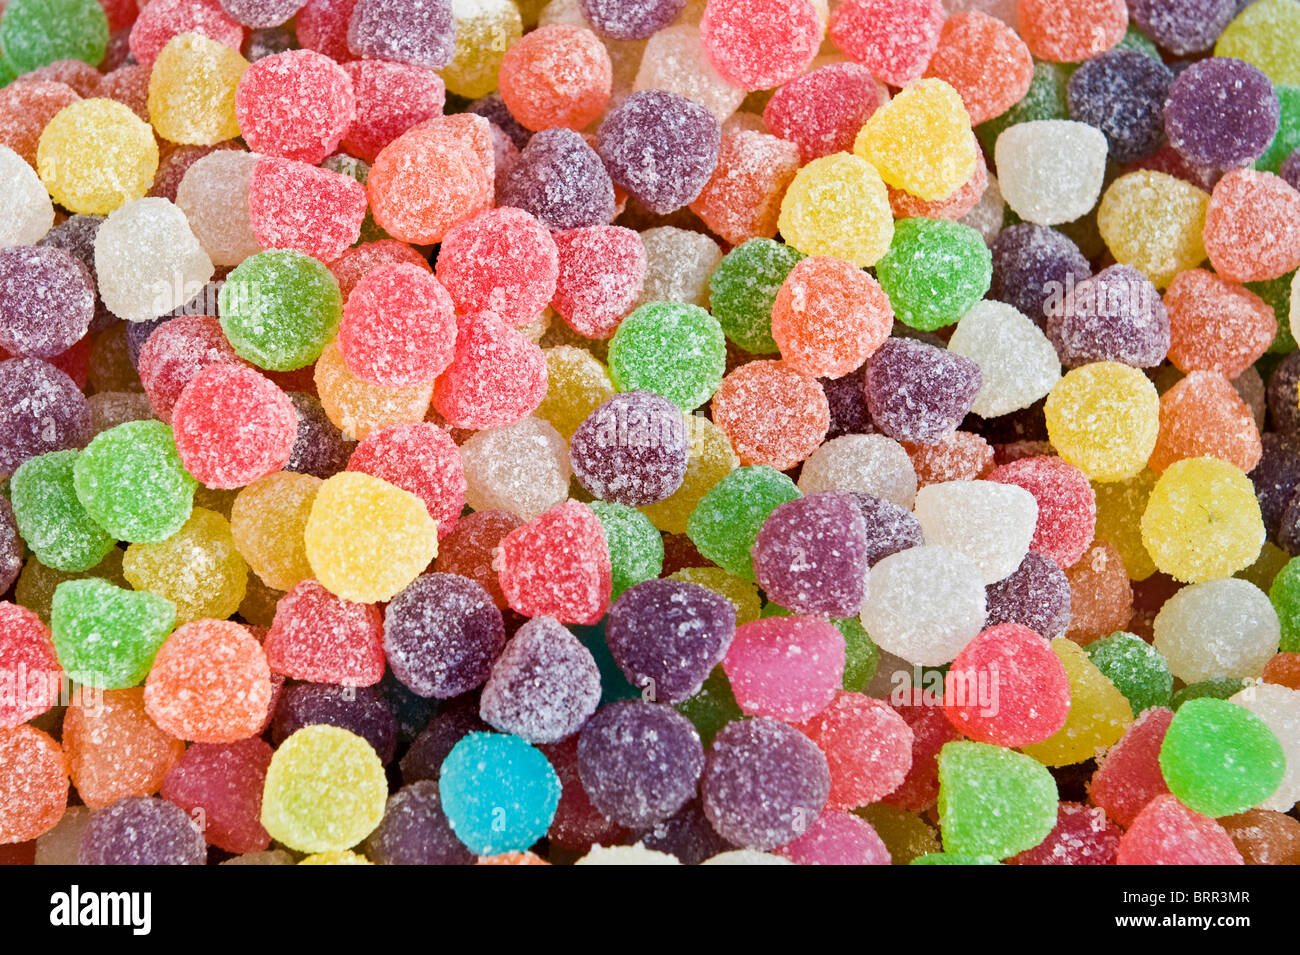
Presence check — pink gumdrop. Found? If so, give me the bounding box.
[881,701,964,812]
[235,49,357,164]
[263,579,385,685]
[1116,794,1243,865]
[0,603,61,728]
[763,62,881,164]
[988,455,1097,569]
[496,501,612,626]
[432,310,548,430]
[337,263,456,388]
[777,811,891,864]
[328,240,432,301]
[828,0,945,87]
[1012,802,1121,865]
[248,158,368,263]
[435,207,559,327]
[341,59,446,162]
[129,0,245,67]
[798,691,913,809]
[346,423,466,537]
[723,617,845,723]
[137,315,244,424]
[699,0,823,91]
[159,736,273,854]
[551,226,646,340]
[1089,706,1173,828]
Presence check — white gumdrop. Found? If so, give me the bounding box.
[636,226,722,308]
[94,197,215,322]
[460,416,572,521]
[913,480,1038,584]
[861,544,987,666]
[798,433,918,508]
[701,849,794,865]
[1229,682,1300,813]
[0,145,54,248]
[948,300,1061,418]
[175,151,263,268]
[575,843,682,865]
[1153,578,1280,684]
[995,120,1108,226]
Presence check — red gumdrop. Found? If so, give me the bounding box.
[1012,802,1121,865]
[763,62,881,164]
[138,315,244,424]
[172,363,298,489]
[235,49,357,165]
[540,734,629,850]
[433,510,524,610]
[496,500,612,625]
[248,158,368,263]
[435,207,560,327]
[346,423,466,537]
[699,0,823,91]
[159,736,273,854]
[881,700,964,812]
[723,617,846,723]
[828,0,945,87]
[129,0,245,67]
[551,226,647,340]
[1089,705,1173,828]
[263,579,385,685]
[1116,794,1243,865]
[797,691,913,810]
[988,455,1097,569]
[341,59,446,163]
[337,263,456,388]
[328,240,432,301]
[432,310,548,430]
[0,603,61,728]
[776,811,891,865]
[295,0,358,62]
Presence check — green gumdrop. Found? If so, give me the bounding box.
[72,420,196,544]
[588,500,664,599]
[572,618,639,705]
[50,577,176,688]
[219,250,343,371]
[607,301,727,412]
[0,52,16,87]
[1086,631,1173,715]
[707,238,804,354]
[1172,676,1251,710]
[762,602,879,691]
[10,450,114,572]
[1158,697,1286,817]
[686,465,801,581]
[976,61,1070,157]
[937,740,1059,859]
[1269,555,1300,652]
[1115,25,1162,60]
[910,852,1002,865]
[1256,84,1300,174]
[875,218,992,331]
[675,665,741,747]
[1249,270,1296,355]
[0,0,108,73]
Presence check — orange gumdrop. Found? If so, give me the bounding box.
[1220,809,1300,865]
[903,431,996,488]
[1018,0,1129,63]
[923,12,1033,124]
[497,25,611,132]
[1202,169,1300,283]
[770,256,894,380]
[1263,653,1300,690]
[0,81,81,166]
[1064,539,1133,644]
[0,725,68,843]
[64,687,186,809]
[690,129,801,246]
[1163,269,1276,378]
[711,360,829,471]
[1149,371,1262,475]
[889,157,988,221]
[433,509,524,610]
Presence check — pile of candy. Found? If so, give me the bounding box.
[3,0,1300,867]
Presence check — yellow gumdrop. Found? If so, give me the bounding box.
[1045,362,1159,482]
[148,32,248,146]
[1215,0,1300,86]
[315,339,434,441]
[535,345,615,440]
[122,507,248,624]
[854,78,977,202]
[1096,171,1208,289]
[1140,456,1264,584]
[777,152,894,268]
[1091,470,1157,581]
[36,98,159,214]
[299,850,373,865]
[1021,638,1133,767]
[668,566,761,624]
[304,471,438,603]
[229,471,322,592]
[856,804,940,865]
[639,414,738,534]
[441,0,523,99]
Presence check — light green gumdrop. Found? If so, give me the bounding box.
[219,250,343,371]
[1251,271,1297,354]
[10,450,114,572]
[1158,697,1286,817]
[1257,85,1300,174]
[72,420,196,544]
[1171,676,1250,710]
[686,465,800,581]
[910,852,1003,865]
[976,61,1070,157]
[49,577,176,689]
[1115,24,1162,60]
[675,665,741,748]
[875,218,992,332]
[937,740,1059,859]
[0,0,108,73]
[607,301,727,412]
[1269,555,1300,652]
[588,500,663,599]
[707,238,804,354]
[762,602,879,691]
[1215,0,1300,87]
[1086,631,1173,716]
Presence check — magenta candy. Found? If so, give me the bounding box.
[0,247,95,360]
[753,491,870,618]
[722,616,845,723]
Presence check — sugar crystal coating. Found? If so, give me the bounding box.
[862,545,987,666]
[995,120,1108,226]
[1164,57,1280,170]
[480,615,600,742]
[499,127,615,231]
[80,796,205,865]
[1141,457,1264,583]
[1066,50,1172,164]
[723,616,845,723]
[915,480,1038,584]
[570,391,689,506]
[438,731,561,854]
[271,683,397,763]
[94,197,214,323]
[1159,697,1285,818]
[937,741,1058,859]
[864,338,982,446]
[363,780,473,865]
[460,416,571,521]
[264,579,385,686]
[383,572,505,698]
[699,0,822,91]
[1154,578,1279,683]
[496,500,612,624]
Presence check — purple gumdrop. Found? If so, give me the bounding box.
[399,694,490,783]
[220,0,306,28]
[578,0,687,40]
[127,316,169,368]
[0,358,92,479]
[79,797,207,865]
[596,90,721,214]
[285,391,355,479]
[347,0,456,69]
[605,578,736,703]
[638,800,735,864]
[271,682,398,763]
[1164,57,1280,169]
[468,91,531,150]
[1130,0,1238,55]
[576,700,705,828]
[0,246,95,359]
[363,780,475,865]
[1045,264,1169,368]
[822,368,873,439]
[479,615,601,743]
[1281,150,1300,194]
[384,573,506,699]
[1268,352,1300,443]
[700,717,830,850]
[38,214,116,334]
[1251,433,1300,540]
[984,550,1072,640]
[863,338,981,445]
[989,223,1092,328]
[569,391,689,506]
[0,497,23,594]
[1067,50,1174,164]
[849,492,923,566]
[500,128,616,231]
[1278,489,1300,555]
[752,491,869,618]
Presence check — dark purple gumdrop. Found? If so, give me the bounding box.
[864,338,982,446]
[700,717,830,851]
[127,316,170,368]
[0,246,95,360]
[38,214,116,334]
[577,0,687,40]
[1067,50,1175,164]
[638,800,735,864]
[219,0,305,28]
[399,694,490,784]
[478,615,601,744]
[363,780,475,865]
[605,578,736,704]
[822,368,873,439]
[1130,0,1237,55]
[849,492,924,567]
[1250,433,1300,540]
[78,797,207,865]
[0,497,21,594]
[984,550,1072,640]
[1277,488,1300,555]
[347,0,456,69]
[596,90,721,215]
[1267,352,1300,442]
[271,682,398,763]
[468,92,531,150]
[0,358,92,479]
[1164,57,1280,169]
[569,390,689,506]
[500,128,616,231]
[285,391,355,479]
[1281,150,1300,194]
[989,223,1092,329]
[1045,264,1169,368]
[576,700,705,828]
[384,573,506,699]
[752,491,869,619]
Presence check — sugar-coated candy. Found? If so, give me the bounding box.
[800,434,919,509]
[1087,704,1172,827]
[829,0,943,88]
[1012,801,1121,865]
[1061,539,1132,644]
[699,0,821,91]
[347,0,456,68]
[37,99,158,216]
[229,471,320,591]
[1130,0,1234,55]
[914,480,1038,585]
[1165,57,1279,170]
[63,688,184,809]
[93,197,214,323]
[708,238,802,354]
[597,90,719,215]
[0,724,67,843]
[497,500,612,623]
[1095,170,1208,291]
[0,603,60,728]
[862,545,987,666]
[1159,697,1285,818]
[775,811,890,865]
[128,0,245,67]
[11,451,114,573]
[459,416,570,521]
[1167,272,1277,380]
[1117,793,1243,865]
[687,465,800,581]
[988,222,1090,327]
[577,0,683,38]
[763,63,879,164]
[0,0,108,73]
[72,419,197,543]
[995,120,1107,226]
[550,226,645,339]
[569,391,688,506]
[690,128,801,246]
[632,24,744,125]
[0,247,93,361]
[937,741,1058,859]
[635,227,721,310]
[636,800,734,865]
[439,731,560,854]
[347,423,465,537]
[500,127,614,230]
[123,507,247,623]
[865,338,982,446]
[0,81,82,169]
[1018,0,1127,62]
[607,301,725,412]
[856,79,977,204]
[220,250,342,371]
[498,24,610,132]
[479,615,599,742]
[777,153,893,268]
[1066,50,1172,165]
[0,145,55,248]
[1141,457,1264,583]
[160,736,273,853]
[947,300,1060,418]
[987,456,1095,569]
[148,32,249,146]
[1045,362,1158,482]
[876,218,991,332]
[924,11,1032,125]
[174,153,260,269]
[79,796,206,865]
[433,310,547,429]
[535,347,615,440]
[1228,682,1300,813]
[1153,578,1279,683]
[315,340,434,439]
[722,616,844,722]
[1150,371,1262,476]
[1044,264,1168,370]
[363,780,473,865]
[770,257,891,379]
[1202,169,1300,284]
[337,264,455,389]
[382,572,505,698]
[264,579,384,685]
[711,360,829,470]
[796,692,911,810]
[436,207,556,328]
[947,623,1068,745]
[247,157,367,261]
[271,683,396,763]
[751,493,868,618]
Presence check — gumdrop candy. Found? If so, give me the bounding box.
[914,480,1038,585]
[0,145,55,248]
[0,247,94,361]
[1202,169,1300,284]
[347,0,457,69]
[499,127,615,230]
[479,616,599,743]
[861,545,987,666]
[0,603,61,728]
[337,264,456,389]
[1045,362,1158,482]
[828,0,944,88]
[948,300,1060,418]
[432,310,547,430]
[220,250,343,371]
[460,416,571,521]
[770,256,892,379]
[436,207,557,328]
[1066,50,1173,164]
[944,624,1070,746]
[1044,265,1169,369]
[229,471,320,590]
[1158,698,1284,818]
[11,451,114,573]
[271,682,396,763]
[722,616,844,723]
[751,493,868,618]
[1228,682,1300,812]
[496,500,612,624]
[608,302,726,412]
[1154,577,1279,684]
[1018,0,1127,63]
[995,120,1107,226]
[1164,57,1280,170]
[597,90,720,214]
[37,98,158,215]
[498,24,611,131]
[80,796,206,865]
[1021,638,1133,766]
[777,153,894,268]
[1149,371,1261,477]
[1012,801,1120,865]
[686,465,800,581]
[264,579,384,686]
[123,507,247,623]
[855,79,977,203]
[1088,705,1172,827]
[1164,270,1277,379]
[569,391,689,506]
[148,32,249,146]
[798,692,912,810]
[699,0,821,91]
[1096,171,1208,290]
[438,731,560,854]
[247,157,367,262]
[551,226,646,339]
[711,360,829,471]
[864,338,982,446]
[160,736,273,853]
[347,423,465,537]
[314,340,434,440]
[63,687,184,809]
[937,741,1058,859]
[763,63,879,165]
[1141,457,1264,583]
